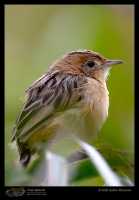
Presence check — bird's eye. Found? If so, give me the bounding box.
[86,60,95,68]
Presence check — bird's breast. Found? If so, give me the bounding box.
[50,79,109,144]
[73,78,109,142]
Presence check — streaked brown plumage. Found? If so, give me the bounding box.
[11,50,124,167]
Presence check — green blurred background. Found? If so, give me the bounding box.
[5,5,134,168]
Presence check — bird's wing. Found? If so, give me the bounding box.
[11,69,87,143]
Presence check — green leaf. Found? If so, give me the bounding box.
[68,158,98,185]
[28,151,68,186]
[44,151,68,186]
[78,140,123,186]
[27,138,133,186]
[68,152,128,185]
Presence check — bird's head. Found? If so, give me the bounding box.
[51,49,124,82]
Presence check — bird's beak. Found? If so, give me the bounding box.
[106,60,125,68]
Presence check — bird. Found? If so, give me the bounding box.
[11,49,124,167]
